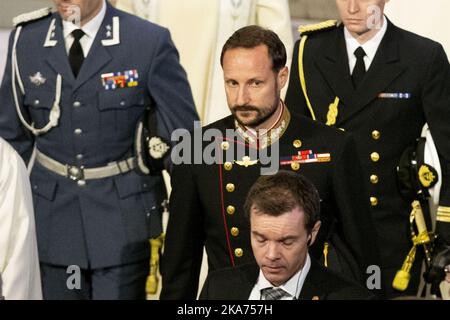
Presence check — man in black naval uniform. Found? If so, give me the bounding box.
[285,0,450,297]
[160,25,381,299]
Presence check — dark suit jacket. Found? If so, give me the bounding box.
[199,258,376,300]
[161,110,380,299]
[0,3,198,269]
[285,19,450,296]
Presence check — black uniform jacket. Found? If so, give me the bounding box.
[161,109,380,299]
[199,258,376,300]
[286,19,450,296]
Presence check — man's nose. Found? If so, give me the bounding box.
[265,242,281,261]
[348,0,360,14]
[236,86,250,106]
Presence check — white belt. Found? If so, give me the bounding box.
[35,150,135,181]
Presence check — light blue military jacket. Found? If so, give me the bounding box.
[0,3,199,269]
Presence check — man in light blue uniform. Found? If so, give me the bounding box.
[0,0,198,299]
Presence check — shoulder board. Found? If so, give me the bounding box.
[298,20,338,36]
[13,7,52,27]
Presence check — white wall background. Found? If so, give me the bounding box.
[0,0,52,28]
[0,30,9,83]
[385,0,450,57]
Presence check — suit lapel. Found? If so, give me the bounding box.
[236,263,260,299]
[338,20,407,124]
[315,25,355,111]
[298,259,327,300]
[73,4,114,91]
[45,15,76,86]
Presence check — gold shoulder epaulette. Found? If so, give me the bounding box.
[298,20,338,36]
[13,7,52,27]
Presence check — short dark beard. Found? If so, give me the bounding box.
[232,100,279,128]
[232,85,281,128]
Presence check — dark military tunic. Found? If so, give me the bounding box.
[161,108,380,299]
[286,19,450,297]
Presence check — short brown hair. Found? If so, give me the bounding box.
[244,171,321,233]
[220,25,287,72]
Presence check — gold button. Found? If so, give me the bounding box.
[293,140,302,148]
[372,130,381,140]
[224,162,233,171]
[234,248,243,258]
[231,227,239,237]
[371,152,380,162]
[221,141,230,150]
[291,162,300,171]
[226,183,235,193]
[227,205,235,215]
[370,175,379,184]
[370,197,378,207]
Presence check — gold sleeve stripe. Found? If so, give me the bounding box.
[437,206,450,213]
[437,207,450,222]
[437,215,450,223]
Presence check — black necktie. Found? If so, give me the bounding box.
[351,46,366,89]
[69,29,85,78]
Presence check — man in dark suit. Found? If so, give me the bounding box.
[161,25,380,299]
[285,0,450,297]
[200,171,374,300]
[0,0,198,299]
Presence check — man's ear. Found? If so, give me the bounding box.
[308,221,321,247]
[277,66,289,89]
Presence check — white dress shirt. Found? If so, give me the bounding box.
[249,254,311,300]
[0,138,42,300]
[63,0,107,57]
[344,15,388,74]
